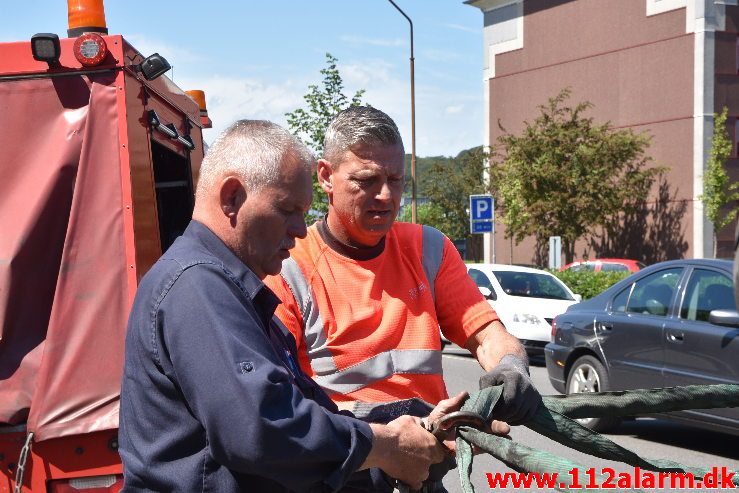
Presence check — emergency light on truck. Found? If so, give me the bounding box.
[73,32,107,66]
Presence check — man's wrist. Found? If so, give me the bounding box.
[361,423,393,472]
[499,353,530,376]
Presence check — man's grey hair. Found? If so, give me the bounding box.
[196,120,314,199]
[323,106,403,165]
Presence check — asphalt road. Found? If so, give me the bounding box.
[438,346,739,493]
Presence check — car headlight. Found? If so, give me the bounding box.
[512,313,542,325]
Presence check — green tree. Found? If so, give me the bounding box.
[399,201,446,226]
[492,89,662,264]
[700,107,739,257]
[286,53,365,218]
[421,146,489,259]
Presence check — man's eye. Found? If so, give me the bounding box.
[354,177,374,186]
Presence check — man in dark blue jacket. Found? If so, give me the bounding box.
[119,120,456,492]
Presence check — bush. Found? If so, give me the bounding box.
[550,270,631,300]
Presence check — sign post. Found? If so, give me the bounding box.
[548,236,562,270]
[470,195,494,234]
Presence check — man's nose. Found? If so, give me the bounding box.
[288,215,308,239]
[376,181,393,201]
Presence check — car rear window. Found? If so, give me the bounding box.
[602,263,629,272]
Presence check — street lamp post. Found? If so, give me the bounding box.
[387,0,417,224]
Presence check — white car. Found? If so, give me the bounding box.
[465,264,580,356]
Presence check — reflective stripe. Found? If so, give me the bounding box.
[313,349,443,394]
[280,257,337,374]
[421,225,445,303]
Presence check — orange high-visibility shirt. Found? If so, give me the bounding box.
[265,221,498,405]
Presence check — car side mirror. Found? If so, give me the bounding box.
[708,309,739,328]
[573,294,582,302]
[478,287,493,300]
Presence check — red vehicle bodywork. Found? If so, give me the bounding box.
[560,258,646,273]
[0,31,206,492]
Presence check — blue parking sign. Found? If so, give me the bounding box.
[470,195,493,220]
[469,195,494,234]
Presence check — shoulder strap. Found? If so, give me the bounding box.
[421,225,445,304]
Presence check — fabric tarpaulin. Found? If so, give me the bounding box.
[0,73,130,441]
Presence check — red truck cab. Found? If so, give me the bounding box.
[0,1,210,491]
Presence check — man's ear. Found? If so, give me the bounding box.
[219,176,247,220]
[317,159,334,195]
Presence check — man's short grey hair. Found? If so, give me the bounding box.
[323,106,403,165]
[196,120,314,199]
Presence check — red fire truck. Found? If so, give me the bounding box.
[0,1,211,491]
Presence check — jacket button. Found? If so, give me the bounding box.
[240,361,254,373]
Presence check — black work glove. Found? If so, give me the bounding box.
[479,354,542,425]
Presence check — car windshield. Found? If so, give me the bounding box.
[492,271,574,300]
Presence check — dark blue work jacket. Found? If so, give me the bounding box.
[119,221,385,492]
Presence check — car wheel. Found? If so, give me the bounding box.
[566,355,621,432]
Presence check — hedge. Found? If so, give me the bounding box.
[550,269,631,300]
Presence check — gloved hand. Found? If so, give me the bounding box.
[479,354,542,425]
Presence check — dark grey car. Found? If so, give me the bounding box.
[545,259,739,434]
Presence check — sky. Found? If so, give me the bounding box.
[5,1,486,157]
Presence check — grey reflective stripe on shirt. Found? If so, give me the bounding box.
[421,225,445,303]
[312,349,443,394]
[280,257,338,374]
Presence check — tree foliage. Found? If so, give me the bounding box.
[398,201,447,226]
[700,107,739,255]
[492,88,663,264]
[422,146,489,243]
[286,53,365,218]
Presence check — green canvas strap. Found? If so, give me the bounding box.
[453,384,739,493]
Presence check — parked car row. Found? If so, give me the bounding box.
[544,259,739,435]
[461,258,739,436]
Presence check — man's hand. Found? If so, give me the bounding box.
[364,416,446,490]
[425,391,510,450]
[479,354,542,425]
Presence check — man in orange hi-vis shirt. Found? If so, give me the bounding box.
[265,107,542,448]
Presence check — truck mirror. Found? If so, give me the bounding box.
[140,53,171,81]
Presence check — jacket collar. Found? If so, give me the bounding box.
[182,220,280,319]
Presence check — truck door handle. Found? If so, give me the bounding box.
[667,331,684,343]
[598,323,613,331]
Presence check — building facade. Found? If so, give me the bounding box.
[467,0,739,265]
